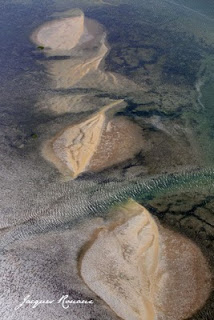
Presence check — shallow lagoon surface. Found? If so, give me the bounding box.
[0,0,214,319]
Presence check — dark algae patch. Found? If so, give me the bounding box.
[87,3,209,84]
[86,1,214,171]
[1,1,214,319]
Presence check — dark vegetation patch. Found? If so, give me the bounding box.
[86,4,214,85]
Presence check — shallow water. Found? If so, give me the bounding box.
[0,0,214,319]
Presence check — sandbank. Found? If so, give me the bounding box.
[80,200,212,320]
[32,11,146,177]
[31,14,85,54]
[88,116,144,172]
[32,11,144,91]
[36,93,119,114]
[43,100,132,178]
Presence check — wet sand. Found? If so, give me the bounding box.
[40,17,142,92]
[31,12,146,178]
[88,116,144,172]
[44,100,124,178]
[42,100,144,178]
[80,200,212,320]
[31,15,85,52]
[32,11,144,101]
[30,13,213,320]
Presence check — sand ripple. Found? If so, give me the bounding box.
[80,200,212,320]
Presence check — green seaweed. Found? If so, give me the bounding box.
[31,133,38,139]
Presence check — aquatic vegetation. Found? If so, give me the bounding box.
[0,1,214,320]
[31,133,38,139]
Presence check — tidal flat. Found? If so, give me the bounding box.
[0,0,214,320]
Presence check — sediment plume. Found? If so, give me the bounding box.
[80,200,212,320]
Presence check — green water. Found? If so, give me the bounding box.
[182,55,214,165]
[198,79,214,163]
[169,0,214,19]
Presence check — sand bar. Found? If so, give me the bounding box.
[31,14,85,53]
[80,200,212,320]
[44,100,126,178]
[32,11,146,177]
[32,11,144,90]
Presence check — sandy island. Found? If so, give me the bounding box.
[31,14,85,52]
[32,10,144,102]
[31,11,147,178]
[31,10,147,178]
[43,100,144,178]
[80,200,212,320]
[28,9,213,320]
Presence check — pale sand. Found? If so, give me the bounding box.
[52,112,105,178]
[45,31,142,92]
[88,116,144,172]
[81,200,159,320]
[31,15,85,53]
[33,12,145,176]
[32,12,144,92]
[46,35,109,88]
[43,100,126,178]
[156,227,212,320]
[80,200,212,320]
[36,94,118,114]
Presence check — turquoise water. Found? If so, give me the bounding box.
[165,0,214,19]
